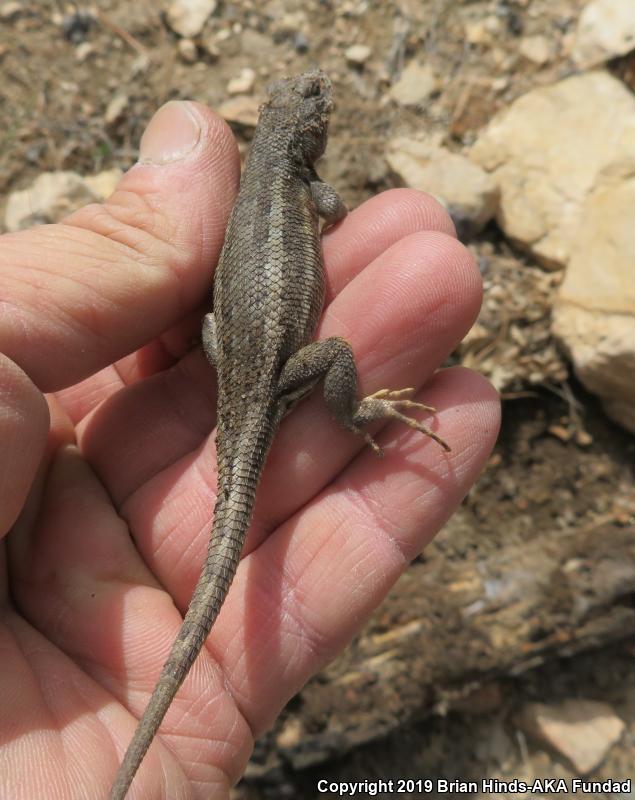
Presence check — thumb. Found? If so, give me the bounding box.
[0,101,239,392]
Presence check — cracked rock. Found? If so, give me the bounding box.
[470,71,635,268]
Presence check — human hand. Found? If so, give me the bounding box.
[0,100,500,798]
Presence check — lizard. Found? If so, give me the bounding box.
[109,69,450,800]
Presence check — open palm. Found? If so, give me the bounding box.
[0,101,499,799]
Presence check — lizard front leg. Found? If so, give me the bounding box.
[276,337,450,454]
[310,178,347,226]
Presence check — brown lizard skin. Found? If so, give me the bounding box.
[109,69,449,800]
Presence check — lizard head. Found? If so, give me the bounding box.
[264,69,334,164]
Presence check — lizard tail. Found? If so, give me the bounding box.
[109,420,276,800]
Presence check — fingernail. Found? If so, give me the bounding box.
[138,101,201,165]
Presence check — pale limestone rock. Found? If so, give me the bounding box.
[572,0,635,68]
[270,11,307,37]
[83,168,123,201]
[0,2,22,20]
[5,172,93,231]
[217,95,260,127]
[165,0,216,38]
[202,34,220,60]
[275,717,304,749]
[227,67,256,95]
[131,54,151,77]
[519,34,551,64]
[5,169,123,231]
[387,137,498,237]
[471,71,635,268]
[104,92,128,125]
[75,42,94,62]
[553,157,635,434]
[464,20,490,45]
[463,13,502,44]
[345,44,372,65]
[517,699,625,774]
[389,61,437,106]
[177,38,198,63]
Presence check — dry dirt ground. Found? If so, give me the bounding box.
[2,1,635,798]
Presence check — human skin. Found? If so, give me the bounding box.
[0,100,500,799]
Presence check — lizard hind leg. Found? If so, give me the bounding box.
[352,388,451,454]
[276,336,450,456]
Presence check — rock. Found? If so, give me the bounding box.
[177,37,198,63]
[239,28,271,58]
[4,169,122,231]
[387,137,498,237]
[389,61,437,106]
[470,71,635,268]
[218,95,260,127]
[345,44,371,65]
[271,11,308,40]
[83,168,123,201]
[464,14,502,43]
[293,32,309,53]
[5,173,93,231]
[572,0,635,68]
[553,157,635,434]
[202,35,220,60]
[519,34,552,64]
[0,2,22,20]
[75,42,95,62]
[104,92,128,126]
[60,10,94,43]
[575,430,593,447]
[275,717,304,749]
[516,699,625,774]
[165,0,216,38]
[131,54,151,77]
[464,20,490,45]
[227,67,256,95]
[491,76,509,92]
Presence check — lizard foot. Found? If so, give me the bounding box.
[353,387,451,456]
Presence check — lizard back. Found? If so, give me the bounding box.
[109,70,337,800]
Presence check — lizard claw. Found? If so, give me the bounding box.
[367,387,437,413]
[355,387,451,453]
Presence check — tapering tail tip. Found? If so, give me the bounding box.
[108,672,181,799]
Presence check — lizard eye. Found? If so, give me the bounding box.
[298,76,323,99]
[305,80,322,97]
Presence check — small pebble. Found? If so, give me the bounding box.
[520,35,551,65]
[575,430,593,447]
[227,67,256,95]
[178,38,198,63]
[61,10,93,42]
[131,54,151,76]
[345,43,371,65]
[548,425,572,442]
[104,93,128,126]
[75,42,94,62]
[218,95,260,127]
[293,32,309,53]
[202,35,220,60]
